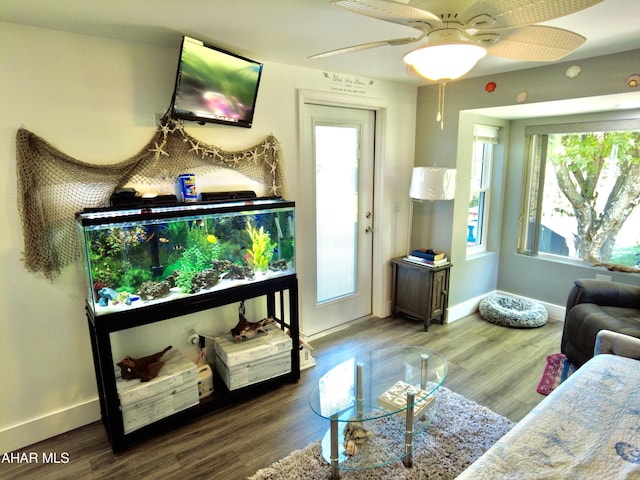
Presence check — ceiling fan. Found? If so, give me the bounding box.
[310,0,604,82]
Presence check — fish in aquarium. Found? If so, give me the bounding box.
[79,200,296,314]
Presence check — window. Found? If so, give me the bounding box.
[467,125,498,254]
[519,119,640,268]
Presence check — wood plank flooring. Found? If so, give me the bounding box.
[0,313,564,480]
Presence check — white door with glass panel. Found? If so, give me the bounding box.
[301,104,375,335]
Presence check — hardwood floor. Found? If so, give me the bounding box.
[1,313,563,480]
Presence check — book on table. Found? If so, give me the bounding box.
[404,255,449,267]
[411,249,445,261]
[378,380,435,418]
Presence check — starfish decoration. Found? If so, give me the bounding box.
[271,181,281,196]
[264,137,276,149]
[149,141,169,158]
[159,122,172,136]
[249,150,260,164]
[189,141,203,156]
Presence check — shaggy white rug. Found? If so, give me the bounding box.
[248,386,514,479]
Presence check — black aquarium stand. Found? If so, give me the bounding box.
[86,274,300,453]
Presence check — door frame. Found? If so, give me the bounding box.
[297,89,388,332]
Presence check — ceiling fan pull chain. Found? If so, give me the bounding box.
[437,82,446,130]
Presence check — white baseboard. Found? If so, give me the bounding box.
[448,290,565,323]
[496,290,565,321]
[447,293,488,323]
[0,398,100,453]
[307,315,375,342]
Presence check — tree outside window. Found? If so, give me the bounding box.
[520,121,640,269]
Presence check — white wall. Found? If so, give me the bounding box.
[0,21,417,452]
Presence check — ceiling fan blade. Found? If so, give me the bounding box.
[331,0,441,30]
[486,25,586,61]
[462,0,604,30]
[309,35,424,59]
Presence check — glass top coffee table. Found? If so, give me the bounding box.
[309,347,448,478]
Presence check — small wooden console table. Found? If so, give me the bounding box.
[390,257,451,331]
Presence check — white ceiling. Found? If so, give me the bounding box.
[1,0,639,86]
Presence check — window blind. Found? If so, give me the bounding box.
[474,125,500,144]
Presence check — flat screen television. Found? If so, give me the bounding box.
[170,36,263,128]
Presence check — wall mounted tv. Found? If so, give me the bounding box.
[170,36,263,128]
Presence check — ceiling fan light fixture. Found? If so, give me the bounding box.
[403,42,487,81]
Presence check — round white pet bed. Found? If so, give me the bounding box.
[479,294,548,328]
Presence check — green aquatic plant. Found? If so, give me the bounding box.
[175,246,209,293]
[244,220,277,273]
[175,270,196,293]
[88,225,160,292]
[206,233,222,263]
[119,264,153,292]
[181,245,209,271]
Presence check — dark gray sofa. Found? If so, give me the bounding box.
[561,278,640,366]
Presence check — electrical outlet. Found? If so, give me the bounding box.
[595,274,612,282]
[184,325,197,346]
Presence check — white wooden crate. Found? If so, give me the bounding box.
[116,349,199,433]
[216,351,292,390]
[213,324,292,367]
[213,325,292,390]
[121,381,199,434]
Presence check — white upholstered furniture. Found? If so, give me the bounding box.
[457,330,640,479]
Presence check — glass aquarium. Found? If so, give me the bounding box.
[76,198,295,316]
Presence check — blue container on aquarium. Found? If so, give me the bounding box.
[76,198,296,316]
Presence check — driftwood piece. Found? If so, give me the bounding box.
[117,345,172,382]
[230,313,275,343]
[591,260,640,274]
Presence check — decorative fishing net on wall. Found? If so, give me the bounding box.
[16,117,287,280]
